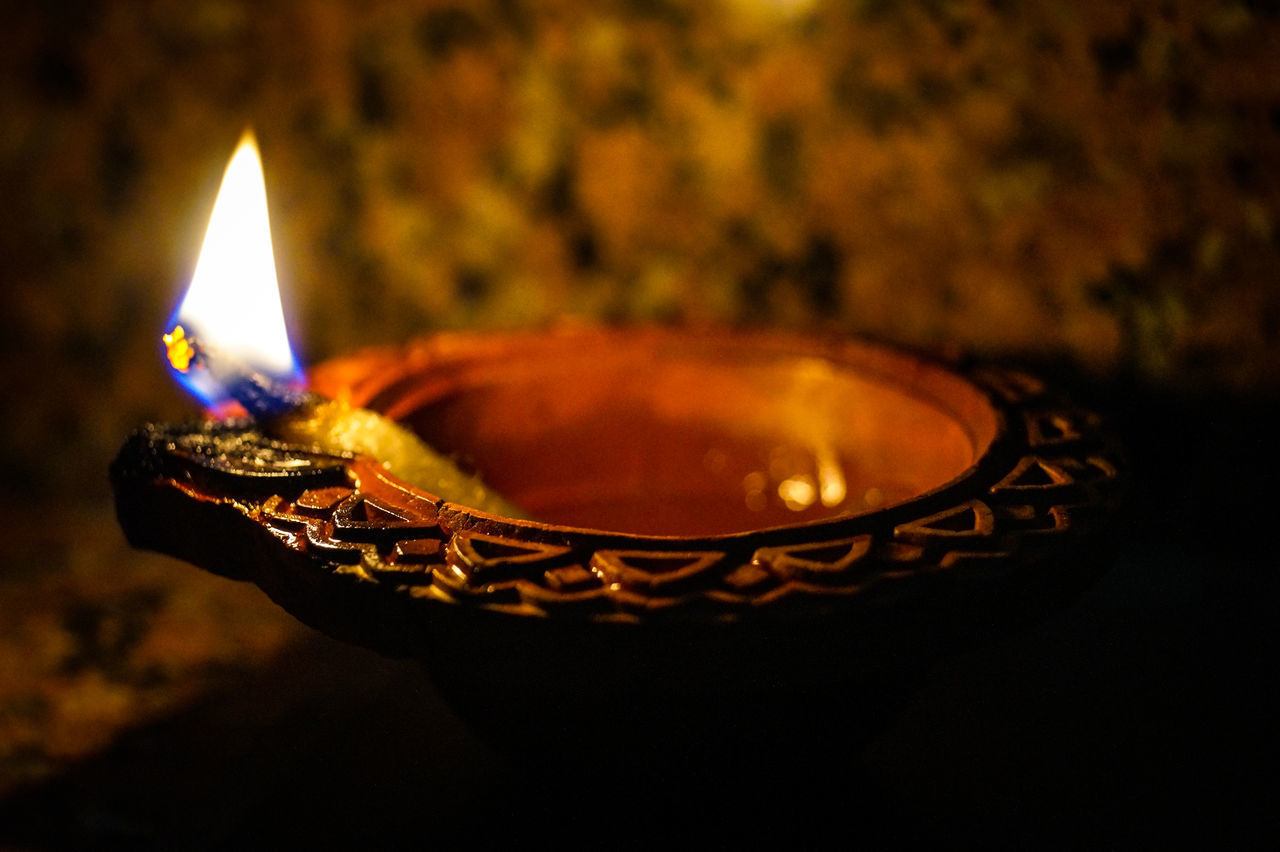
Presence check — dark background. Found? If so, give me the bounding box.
[1,1,1276,846]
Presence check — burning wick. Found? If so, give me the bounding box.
[163,323,309,418]
[164,131,525,518]
[163,325,197,373]
[164,321,526,518]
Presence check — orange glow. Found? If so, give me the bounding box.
[163,325,197,373]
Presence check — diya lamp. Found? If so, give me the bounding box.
[112,133,1125,782]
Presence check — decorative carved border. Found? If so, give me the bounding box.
[113,362,1123,626]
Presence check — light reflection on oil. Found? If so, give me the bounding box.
[777,474,816,510]
[816,444,847,507]
[742,470,768,512]
[736,441,854,515]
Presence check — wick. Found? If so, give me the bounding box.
[160,326,528,517]
[163,325,313,419]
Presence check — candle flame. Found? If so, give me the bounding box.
[164,130,302,408]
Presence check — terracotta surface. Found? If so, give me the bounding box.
[0,366,1270,847]
[110,327,1124,779]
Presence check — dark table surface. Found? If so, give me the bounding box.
[0,383,1274,849]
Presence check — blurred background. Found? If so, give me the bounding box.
[0,0,1276,846]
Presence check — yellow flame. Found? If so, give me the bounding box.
[169,131,299,391]
[163,325,196,373]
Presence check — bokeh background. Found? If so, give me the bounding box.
[4,0,1280,497]
[1,1,1276,846]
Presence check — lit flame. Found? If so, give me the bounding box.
[163,325,196,373]
[164,130,302,407]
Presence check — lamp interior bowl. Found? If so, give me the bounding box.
[311,327,998,536]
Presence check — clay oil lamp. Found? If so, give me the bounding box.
[112,135,1125,781]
